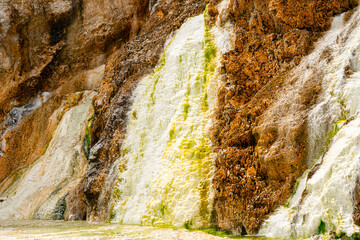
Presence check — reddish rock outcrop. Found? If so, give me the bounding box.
[0,0,358,233]
[210,0,357,234]
[65,179,88,221]
[0,0,147,183]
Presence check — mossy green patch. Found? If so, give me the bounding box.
[0,165,28,197]
[199,228,279,239]
[338,97,350,120]
[183,99,190,120]
[83,114,94,159]
[179,139,197,150]
[183,82,192,120]
[319,95,350,156]
[110,179,125,221]
[121,147,130,158]
[201,92,209,112]
[150,72,162,105]
[149,52,166,106]
[199,180,211,217]
[204,21,216,73]
[183,220,194,230]
[169,124,176,142]
[159,202,167,218]
[159,51,166,66]
[179,138,211,161]
[53,196,67,220]
[317,220,326,235]
[200,228,234,237]
[347,232,360,240]
[201,15,217,113]
[319,116,348,158]
[325,123,340,149]
[132,110,137,120]
[109,205,116,220]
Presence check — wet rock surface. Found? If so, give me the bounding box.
[353,176,360,226]
[85,0,209,221]
[64,179,88,221]
[0,0,359,236]
[210,0,357,234]
[0,0,144,182]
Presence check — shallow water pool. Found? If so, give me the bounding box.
[0,220,269,240]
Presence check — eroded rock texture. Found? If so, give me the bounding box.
[0,0,146,181]
[0,0,148,216]
[0,0,359,233]
[210,0,358,234]
[353,176,360,226]
[85,0,209,221]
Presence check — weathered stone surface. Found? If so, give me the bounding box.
[0,92,94,220]
[85,0,209,222]
[0,0,144,183]
[81,0,148,51]
[210,0,357,234]
[353,176,360,226]
[0,0,358,234]
[65,179,87,221]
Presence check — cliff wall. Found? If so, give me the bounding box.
[210,0,357,234]
[0,0,358,236]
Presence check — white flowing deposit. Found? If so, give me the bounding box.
[260,6,360,239]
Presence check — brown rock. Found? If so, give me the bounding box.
[0,0,358,233]
[353,176,360,226]
[211,0,357,234]
[0,0,146,183]
[85,0,208,221]
[65,179,87,221]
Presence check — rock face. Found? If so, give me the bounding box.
[354,178,360,226]
[0,92,94,220]
[210,0,358,234]
[85,0,209,221]
[0,0,146,183]
[0,0,208,223]
[0,0,147,221]
[0,0,359,236]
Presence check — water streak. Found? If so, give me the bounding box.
[260,6,360,238]
[0,92,94,220]
[0,92,52,156]
[110,14,224,228]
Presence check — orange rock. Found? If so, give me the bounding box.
[211,0,357,234]
[246,167,257,177]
